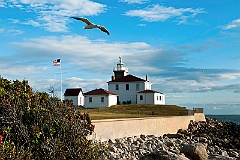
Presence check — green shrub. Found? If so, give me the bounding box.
[0,77,104,159]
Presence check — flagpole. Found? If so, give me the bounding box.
[53,58,62,101]
[60,59,62,101]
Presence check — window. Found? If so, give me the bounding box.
[159,96,161,101]
[126,84,129,90]
[140,95,143,100]
[157,96,158,100]
[136,84,139,91]
[89,97,92,103]
[101,97,104,103]
[116,84,119,90]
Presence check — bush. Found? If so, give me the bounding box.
[127,100,131,104]
[0,77,104,159]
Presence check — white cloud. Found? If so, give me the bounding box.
[167,95,186,98]
[124,4,205,24]
[10,35,166,73]
[24,20,41,27]
[213,107,222,110]
[0,63,48,77]
[8,29,23,35]
[4,0,107,32]
[0,27,23,36]
[219,73,240,80]
[151,69,240,94]
[119,0,148,4]
[137,23,146,27]
[222,18,240,30]
[0,0,6,7]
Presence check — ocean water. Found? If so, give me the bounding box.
[206,115,240,125]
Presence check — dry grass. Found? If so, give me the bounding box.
[81,104,188,120]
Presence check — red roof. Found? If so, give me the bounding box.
[64,88,83,96]
[84,88,117,95]
[108,74,145,83]
[138,90,163,94]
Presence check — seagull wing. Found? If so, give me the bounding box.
[71,17,92,25]
[98,26,110,35]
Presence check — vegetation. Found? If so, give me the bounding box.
[0,77,104,159]
[85,104,189,120]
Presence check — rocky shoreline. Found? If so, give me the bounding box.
[100,117,240,160]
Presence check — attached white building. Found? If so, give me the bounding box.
[84,88,118,108]
[137,90,165,105]
[64,88,84,106]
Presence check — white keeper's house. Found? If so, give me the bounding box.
[64,57,165,108]
[84,88,118,108]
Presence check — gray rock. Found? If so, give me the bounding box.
[168,152,190,160]
[109,146,117,152]
[137,137,144,143]
[220,150,229,157]
[228,150,239,158]
[140,134,146,140]
[208,155,236,160]
[127,137,133,143]
[181,143,208,160]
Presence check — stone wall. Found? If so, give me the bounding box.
[91,113,205,141]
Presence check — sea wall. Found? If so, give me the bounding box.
[91,113,205,141]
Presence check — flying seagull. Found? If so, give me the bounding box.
[71,17,110,35]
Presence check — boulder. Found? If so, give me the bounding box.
[181,143,208,160]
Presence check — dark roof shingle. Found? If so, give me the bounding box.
[64,88,83,96]
[138,90,163,94]
[108,74,145,83]
[84,88,117,95]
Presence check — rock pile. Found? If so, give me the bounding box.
[100,117,240,160]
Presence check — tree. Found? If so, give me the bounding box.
[0,77,104,159]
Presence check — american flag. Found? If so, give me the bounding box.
[53,59,60,66]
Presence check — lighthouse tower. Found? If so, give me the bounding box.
[113,57,128,79]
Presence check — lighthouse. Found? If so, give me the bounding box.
[108,57,165,105]
[112,57,128,80]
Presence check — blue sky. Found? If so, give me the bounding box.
[1,0,240,115]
